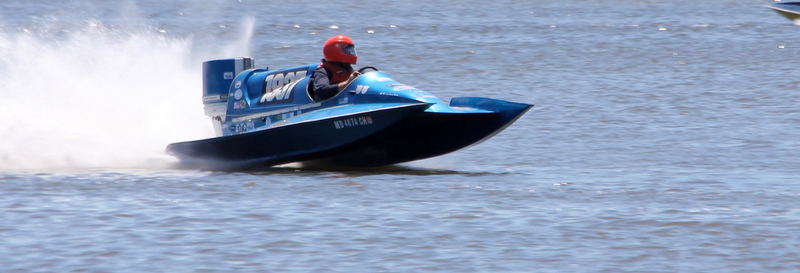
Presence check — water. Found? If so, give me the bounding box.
[2,0,800,271]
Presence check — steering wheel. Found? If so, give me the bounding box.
[358,66,379,73]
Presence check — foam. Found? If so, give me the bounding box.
[0,17,254,171]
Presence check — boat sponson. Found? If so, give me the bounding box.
[301,97,533,167]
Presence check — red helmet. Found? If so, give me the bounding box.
[323,35,357,64]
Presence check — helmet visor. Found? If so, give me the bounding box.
[342,44,357,56]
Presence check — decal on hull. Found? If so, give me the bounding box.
[257,68,308,106]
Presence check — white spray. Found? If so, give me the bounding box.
[0,15,255,171]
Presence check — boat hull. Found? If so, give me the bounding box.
[769,2,800,21]
[166,103,432,170]
[300,98,533,167]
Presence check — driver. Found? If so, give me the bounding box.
[311,35,361,101]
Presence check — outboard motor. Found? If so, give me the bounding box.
[202,57,253,136]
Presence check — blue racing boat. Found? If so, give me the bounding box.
[166,58,532,170]
[768,2,800,22]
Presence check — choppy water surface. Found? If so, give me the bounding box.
[2,0,800,272]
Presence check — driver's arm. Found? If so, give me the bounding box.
[337,71,360,91]
[312,67,338,101]
[312,69,359,101]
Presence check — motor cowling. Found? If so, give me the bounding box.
[202,57,253,136]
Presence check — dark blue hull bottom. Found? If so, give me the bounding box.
[167,100,532,170]
[770,2,800,21]
[166,103,432,170]
[301,109,530,168]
